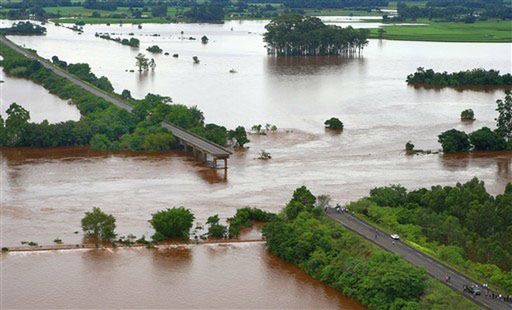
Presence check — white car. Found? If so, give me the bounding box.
[390,234,400,240]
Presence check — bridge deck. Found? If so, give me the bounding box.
[0,35,231,159]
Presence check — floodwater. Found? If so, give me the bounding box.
[0,243,363,309]
[0,67,81,123]
[0,19,511,309]
[1,19,511,246]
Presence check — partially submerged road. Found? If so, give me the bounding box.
[326,208,512,310]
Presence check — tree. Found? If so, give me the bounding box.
[90,133,112,151]
[228,126,249,147]
[405,141,415,152]
[438,129,471,153]
[207,214,227,238]
[81,207,116,241]
[5,103,30,145]
[135,53,149,72]
[461,109,475,121]
[193,56,200,64]
[201,35,209,44]
[324,117,344,130]
[149,207,195,241]
[149,58,156,71]
[316,194,331,209]
[469,127,507,151]
[251,124,262,134]
[496,90,512,139]
[291,186,316,207]
[146,45,163,54]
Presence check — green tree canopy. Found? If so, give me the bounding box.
[149,207,195,241]
[81,207,116,241]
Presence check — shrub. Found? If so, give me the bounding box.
[324,117,344,130]
[461,109,475,121]
[146,45,163,54]
[149,207,195,240]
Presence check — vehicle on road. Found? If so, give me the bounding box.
[390,234,400,240]
[464,285,482,295]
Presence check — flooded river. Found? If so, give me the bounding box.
[0,243,363,309]
[0,18,511,309]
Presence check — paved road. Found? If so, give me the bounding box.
[326,208,512,310]
[0,35,231,158]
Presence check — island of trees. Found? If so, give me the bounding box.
[324,117,344,130]
[0,21,46,35]
[407,67,512,89]
[348,178,512,295]
[263,15,369,56]
[146,45,163,54]
[95,33,140,47]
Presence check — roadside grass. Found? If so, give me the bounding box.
[370,19,512,42]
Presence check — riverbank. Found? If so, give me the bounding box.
[369,19,512,42]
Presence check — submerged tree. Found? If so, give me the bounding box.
[81,207,117,242]
[264,15,369,56]
[135,53,149,72]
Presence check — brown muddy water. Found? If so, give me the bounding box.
[0,243,363,309]
[0,19,511,309]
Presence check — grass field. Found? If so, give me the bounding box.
[370,19,512,42]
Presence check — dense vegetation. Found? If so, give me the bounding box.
[438,91,512,152]
[264,15,369,56]
[81,207,117,242]
[149,207,195,241]
[0,40,249,151]
[227,207,276,238]
[184,3,225,22]
[0,21,46,35]
[397,0,512,22]
[263,186,478,309]
[348,178,512,294]
[407,67,512,88]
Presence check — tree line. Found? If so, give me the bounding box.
[264,15,370,56]
[407,67,512,88]
[0,21,46,35]
[348,178,512,295]
[397,0,512,21]
[0,40,250,151]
